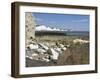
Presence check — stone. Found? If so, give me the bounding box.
[25,12,36,46]
[37,48,46,53]
[39,43,49,50]
[28,44,39,49]
[73,39,89,44]
[48,48,59,60]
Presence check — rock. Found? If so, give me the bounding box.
[59,44,64,48]
[48,48,59,60]
[28,56,33,60]
[32,53,39,60]
[39,43,49,50]
[54,47,62,52]
[65,44,70,48]
[62,47,67,51]
[73,39,89,44]
[28,44,38,49]
[26,50,33,57]
[25,12,36,46]
[32,53,38,56]
[37,48,46,53]
[42,58,50,62]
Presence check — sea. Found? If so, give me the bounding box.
[35,31,89,37]
[65,31,89,36]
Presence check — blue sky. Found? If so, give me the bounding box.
[33,13,89,31]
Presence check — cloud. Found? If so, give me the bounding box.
[72,19,89,23]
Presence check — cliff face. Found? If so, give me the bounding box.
[25,12,36,45]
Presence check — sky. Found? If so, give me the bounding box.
[33,12,90,31]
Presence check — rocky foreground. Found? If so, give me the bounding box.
[26,39,89,67]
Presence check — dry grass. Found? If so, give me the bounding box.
[57,43,89,65]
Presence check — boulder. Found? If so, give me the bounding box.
[28,44,38,49]
[47,48,59,60]
[37,48,46,53]
[39,43,49,50]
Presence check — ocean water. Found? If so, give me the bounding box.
[35,31,89,36]
[65,31,89,36]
